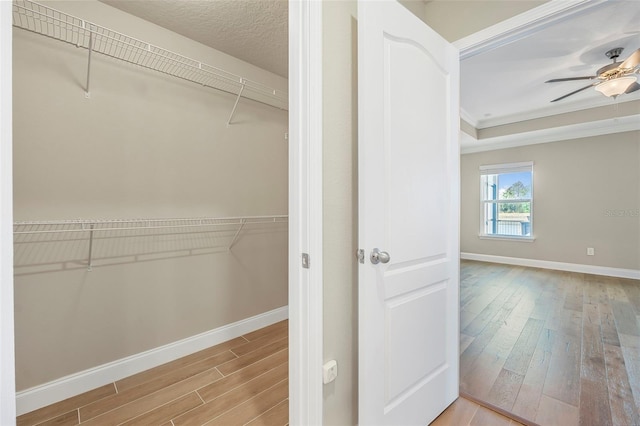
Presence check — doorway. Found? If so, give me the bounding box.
[6,0,299,423]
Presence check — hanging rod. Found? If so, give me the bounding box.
[14,215,287,272]
[12,0,288,112]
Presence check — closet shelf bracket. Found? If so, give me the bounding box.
[228,218,246,250]
[86,223,95,271]
[227,81,246,127]
[85,27,93,99]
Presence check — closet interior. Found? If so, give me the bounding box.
[12,0,289,421]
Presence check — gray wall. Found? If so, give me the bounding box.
[400,0,547,39]
[461,132,640,270]
[422,0,547,42]
[13,1,288,390]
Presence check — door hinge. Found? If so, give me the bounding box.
[356,249,365,264]
[302,253,310,269]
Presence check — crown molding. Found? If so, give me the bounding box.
[474,92,640,129]
[461,114,640,154]
[460,107,478,128]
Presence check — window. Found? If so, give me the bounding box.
[480,162,533,239]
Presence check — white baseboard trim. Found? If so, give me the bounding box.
[16,306,288,416]
[461,253,640,280]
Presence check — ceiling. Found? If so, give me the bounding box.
[461,0,640,129]
[99,0,289,78]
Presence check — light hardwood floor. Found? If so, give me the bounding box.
[431,397,525,426]
[460,260,640,426]
[17,320,289,426]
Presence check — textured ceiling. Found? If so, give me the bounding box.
[462,1,640,128]
[99,0,288,78]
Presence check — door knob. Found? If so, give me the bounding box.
[370,248,390,264]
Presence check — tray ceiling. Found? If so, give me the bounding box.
[461,0,640,129]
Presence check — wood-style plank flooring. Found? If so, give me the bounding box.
[460,260,640,426]
[18,314,524,426]
[430,397,525,426]
[21,260,640,426]
[17,320,289,426]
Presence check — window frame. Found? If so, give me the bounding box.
[479,161,535,242]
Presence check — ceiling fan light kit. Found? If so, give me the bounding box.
[546,47,640,102]
[594,75,638,98]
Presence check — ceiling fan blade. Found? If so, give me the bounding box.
[550,83,596,102]
[625,81,640,94]
[620,48,640,70]
[545,76,596,83]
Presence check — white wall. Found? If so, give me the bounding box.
[13,1,288,391]
[461,132,640,271]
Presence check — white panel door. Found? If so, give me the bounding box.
[358,1,460,424]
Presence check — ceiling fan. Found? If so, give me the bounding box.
[545,47,640,102]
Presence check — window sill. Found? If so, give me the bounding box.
[478,235,535,243]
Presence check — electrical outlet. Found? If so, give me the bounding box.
[323,360,338,384]
[587,247,595,256]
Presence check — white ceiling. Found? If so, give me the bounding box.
[99,0,289,78]
[462,0,640,129]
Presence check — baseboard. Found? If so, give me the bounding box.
[16,306,288,416]
[461,253,640,280]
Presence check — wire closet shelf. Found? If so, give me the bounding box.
[12,0,288,114]
[14,215,288,271]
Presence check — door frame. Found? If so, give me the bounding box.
[288,1,324,425]
[0,1,15,423]
[0,0,604,424]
